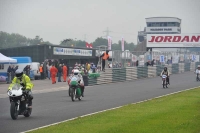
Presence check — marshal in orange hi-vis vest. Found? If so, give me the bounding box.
[102,52,109,60]
[39,66,43,73]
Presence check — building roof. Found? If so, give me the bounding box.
[145,17,181,20]
[0,43,97,50]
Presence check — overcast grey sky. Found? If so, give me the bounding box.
[0,0,200,44]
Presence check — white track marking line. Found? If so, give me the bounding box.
[21,86,200,133]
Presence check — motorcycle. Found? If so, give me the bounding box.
[196,74,199,81]
[7,83,32,120]
[161,75,168,88]
[69,76,82,101]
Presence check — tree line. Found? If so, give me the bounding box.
[0,31,51,48]
[60,37,136,51]
[0,31,136,51]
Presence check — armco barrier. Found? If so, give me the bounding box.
[87,62,199,86]
[190,62,195,71]
[126,67,137,80]
[148,66,156,77]
[184,63,190,72]
[172,64,179,74]
[112,68,126,82]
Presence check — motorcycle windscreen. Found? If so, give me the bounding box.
[12,83,22,90]
[70,77,78,86]
[162,75,167,78]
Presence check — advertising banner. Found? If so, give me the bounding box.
[195,55,199,62]
[146,27,181,33]
[173,55,179,63]
[132,55,138,62]
[147,34,200,47]
[139,55,144,66]
[160,55,165,63]
[180,54,184,61]
[53,47,92,56]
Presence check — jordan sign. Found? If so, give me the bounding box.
[147,34,200,47]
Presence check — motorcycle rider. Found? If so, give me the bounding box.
[160,67,170,86]
[8,69,34,108]
[73,69,85,97]
[195,66,200,80]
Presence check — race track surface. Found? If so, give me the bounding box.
[0,72,198,133]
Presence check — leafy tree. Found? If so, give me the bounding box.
[92,37,108,48]
[60,39,86,48]
[91,37,136,51]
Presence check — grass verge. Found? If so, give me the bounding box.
[29,88,200,133]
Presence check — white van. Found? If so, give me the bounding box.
[31,62,40,80]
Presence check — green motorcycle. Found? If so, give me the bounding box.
[69,76,82,102]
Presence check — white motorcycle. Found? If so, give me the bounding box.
[7,83,32,120]
[161,75,168,88]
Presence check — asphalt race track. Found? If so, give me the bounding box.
[0,71,199,133]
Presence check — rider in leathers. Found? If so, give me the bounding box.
[71,69,85,97]
[160,67,170,85]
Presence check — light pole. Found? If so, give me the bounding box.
[74,38,77,47]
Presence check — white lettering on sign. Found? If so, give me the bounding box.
[147,34,200,48]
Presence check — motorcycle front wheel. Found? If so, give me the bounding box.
[10,102,19,120]
[162,79,166,88]
[71,89,76,102]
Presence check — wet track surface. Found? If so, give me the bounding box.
[0,72,199,133]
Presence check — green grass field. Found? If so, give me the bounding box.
[29,88,200,133]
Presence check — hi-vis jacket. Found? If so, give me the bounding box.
[102,52,109,60]
[8,74,34,90]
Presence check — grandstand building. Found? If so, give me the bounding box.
[135,17,181,51]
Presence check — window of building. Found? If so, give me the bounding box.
[147,23,151,27]
[0,64,4,69]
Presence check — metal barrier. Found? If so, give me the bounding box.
[87,62,199,86]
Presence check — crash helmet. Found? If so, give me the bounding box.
[15,69,24,79]
[74,69,80,75]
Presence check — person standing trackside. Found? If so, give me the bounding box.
[7,65,12,84]
[11,65,15,80]
[50,64,58,84]
[58,64,62,82]
[100,50,109,72]
[62,64,68,82]
[46,63,50,80]
[39,64,43,80]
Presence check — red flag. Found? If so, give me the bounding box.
[89,43,93,48]
[86,42,89,48]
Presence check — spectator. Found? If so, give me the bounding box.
[151,59,155,66]
[46,63,50,80]
[58,64,62,82]
[50,64,58,84]
[85,63,91,73]
[7,65,12,84]
[11,65,15,80]
[62,64,68,82]
[39,64,44,80]
[136,60,139,67]
[14,65,18,72]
